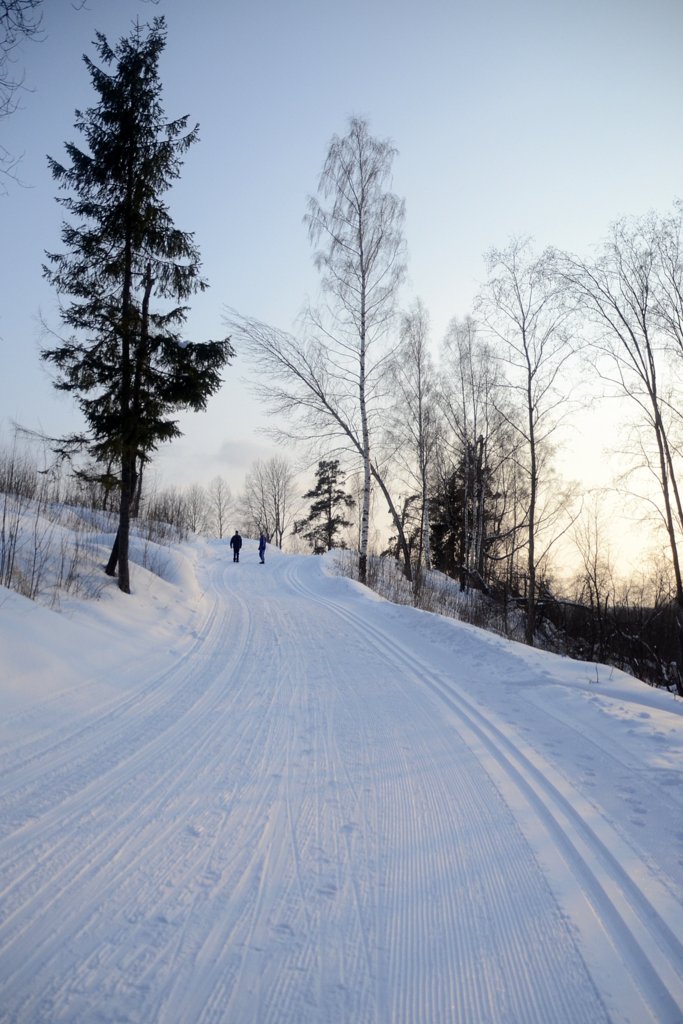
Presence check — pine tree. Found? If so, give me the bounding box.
[295,459,355,552]
[42,17,233,593]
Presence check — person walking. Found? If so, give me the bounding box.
[229,530,242,563]
[258,532,267,564]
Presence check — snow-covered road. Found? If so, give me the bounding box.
[2,541,683,1023]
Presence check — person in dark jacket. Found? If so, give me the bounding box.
[229,531,242,562]
[258,532,267,564]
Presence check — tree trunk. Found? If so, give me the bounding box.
[421,459,432,572]
[460,441,471,591]
[358,382,371,583]
[109,157,137,594]
[105,452,133,593]
[525,373,537,646]
[371,464,413,583]
[117,452,133,594]
[474,435,486,579]
[105,529,119,576]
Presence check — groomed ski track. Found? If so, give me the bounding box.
[1,544,683,1023]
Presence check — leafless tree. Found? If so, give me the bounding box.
[653,201,683,363]
[145,485,188,535]
[1,0,41,117]
[206,474,232,539]
[240,456,297,548]
[183,484,208,535]
[571,495,616,663]
[476,237,576,644]
[227,119,408,579]
[227,312,416,576]
[558,214,683,693]
[384,299,439,576]
[304,116,406,582]
[0,0,41,185]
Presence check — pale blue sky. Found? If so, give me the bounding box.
[2,0,682,495]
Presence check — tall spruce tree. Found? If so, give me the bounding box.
[295,459,355,552]
[42,17,233,593]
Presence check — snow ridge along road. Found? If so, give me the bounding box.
[1,541,683,1023]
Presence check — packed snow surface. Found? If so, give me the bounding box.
[2,538,683,1023]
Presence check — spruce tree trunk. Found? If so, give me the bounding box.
[105,529,119,576]
[117,452,134,594]
[105,452,133,593]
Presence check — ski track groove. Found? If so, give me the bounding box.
[0,593,222,837]
[2,551,681,1022]
[0,569,265,1021]
[285,560,683,1023]
[280,560,602,1024]
[0,595,230,913]
[157,560,374,1024]
[261,585,376,1024]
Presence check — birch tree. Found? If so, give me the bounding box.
[227,117,407,582]
[227,312,416,578]
[304,116,406,583]
[476,238,574,645]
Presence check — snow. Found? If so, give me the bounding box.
[2,535,683,1023]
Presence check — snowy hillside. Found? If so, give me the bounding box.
[2,536,683,1023]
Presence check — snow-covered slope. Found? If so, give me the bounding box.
[1,538,683,1023]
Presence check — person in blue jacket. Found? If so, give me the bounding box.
[258,532,267,563]
[229,531,242,562]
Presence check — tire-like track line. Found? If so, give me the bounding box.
[285,558,683,1024]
